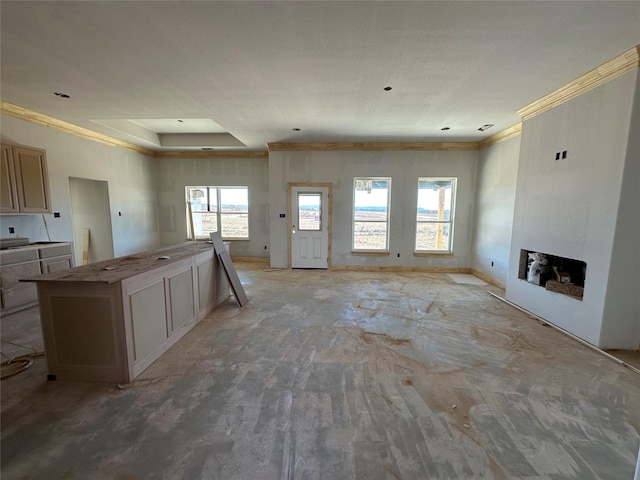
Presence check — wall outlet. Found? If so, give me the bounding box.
[9,227,15,234]
[491,261,494,267]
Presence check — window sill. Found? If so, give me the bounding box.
[414,251,453,257]
[351,251,390,256]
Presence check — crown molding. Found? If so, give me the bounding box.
[1,101,156,156]
[154,150,268,159]
[478,123,522,149]
[518,45,640,122]
[267,142,480,151]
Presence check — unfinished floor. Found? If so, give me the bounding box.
[1,265,639,480]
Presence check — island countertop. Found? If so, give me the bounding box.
[22,241,215,284]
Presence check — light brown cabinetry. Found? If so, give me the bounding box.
[0,143,51,214]
[28,242,228,383]
[0,243,73,314]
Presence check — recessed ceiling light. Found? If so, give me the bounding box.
[53,92,70,98]
[441,127,451,131]
[478,124,494,132]
[383,86,392,91]
[292,128,301,131]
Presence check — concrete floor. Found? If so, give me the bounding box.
[1,265,639,479]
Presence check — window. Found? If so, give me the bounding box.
[186,186,249,239]
[415,178,456,252]
[297,193,322,231]
[353,177,391,251]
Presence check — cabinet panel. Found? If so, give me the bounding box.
[1,248,39,264]
[197,258,215,312]
[169,269,195,331]
[1,283,38,309]
[49,296,118,366]
[39,244,73,258]
[12,145,51,213]
[129,280,167,361]
[42,257,73,274]
[0,144,19,213]
[0,261,41,288]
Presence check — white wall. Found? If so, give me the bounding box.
[155,156,270,258]
[505,70,638,348]
[600,72,640,349]
[269,150,478,269]
[0,114,160,257]
[470,135,520,285]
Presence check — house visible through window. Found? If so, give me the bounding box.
[353,177,391,251]
[415,178,456,252]
[186,186,249,239]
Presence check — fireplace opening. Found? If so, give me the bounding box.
[518,249,586,300]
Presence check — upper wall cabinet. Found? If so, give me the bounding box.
[0,143,51,214]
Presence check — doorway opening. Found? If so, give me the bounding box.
[69,177,114,265]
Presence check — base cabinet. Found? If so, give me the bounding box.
[34,244,228,383]
[0,242,73,314]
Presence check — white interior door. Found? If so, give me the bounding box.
[291,186,329,269]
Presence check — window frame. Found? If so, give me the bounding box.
[414,177,456,254]
[186,185,249,240]
[352,176,392,253]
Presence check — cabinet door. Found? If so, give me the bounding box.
[41,257,73,273]
[0,144,19,213]
[12,145,51,213]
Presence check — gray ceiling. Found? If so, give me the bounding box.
[1,1,639,152]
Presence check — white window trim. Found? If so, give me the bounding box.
[352,176,392,253]
[414,177,456,254]
[186,186,249,240]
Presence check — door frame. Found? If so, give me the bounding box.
[287,182,332,269]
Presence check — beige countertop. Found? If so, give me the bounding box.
[22,241,214,284]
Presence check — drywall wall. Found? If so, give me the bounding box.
[599,71,640,349]
[268,150,478,269]
[155,156,270,258]
[505,70,638,348]
[0,114,160,258]
[470,135,520,285]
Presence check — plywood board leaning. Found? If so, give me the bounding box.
[82,228,90,265]
[209,232,248,307]
[209,231,227,255]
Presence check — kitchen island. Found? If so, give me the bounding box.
[24,242,229,383]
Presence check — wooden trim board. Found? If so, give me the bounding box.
[155,151,268,159]
[478,123,522,149]
[1,102,156,156]
[268,142,480,152]
[517,44,640,121]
